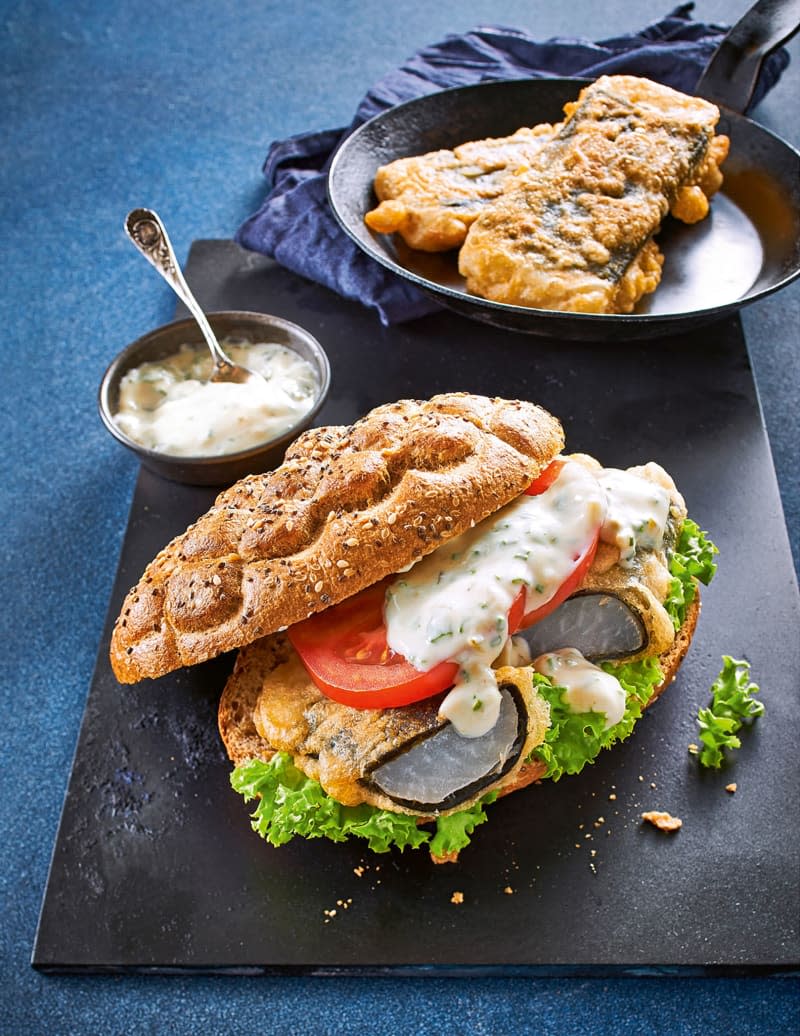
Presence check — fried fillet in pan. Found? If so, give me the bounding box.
[364,123,557,252]
[458,76,729,313]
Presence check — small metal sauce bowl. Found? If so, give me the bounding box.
[98,311,331,486]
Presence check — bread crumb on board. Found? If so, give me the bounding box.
[726,783,738,794]
[450,891,464,905]
[641,810,682,833]
[322,898,354,923]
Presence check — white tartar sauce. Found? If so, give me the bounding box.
[533,648,626,728]
[384,459,606,737]
[598,468,670,567]
[493,634,532,669]
[114,338,318,457]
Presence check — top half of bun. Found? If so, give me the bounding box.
[110,394,564,683]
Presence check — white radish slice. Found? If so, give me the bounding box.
[370,687,520,810]
[523,593,646,660]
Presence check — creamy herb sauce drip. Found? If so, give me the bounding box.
[384,460,606,737]
[384,460,674,738]
[533,647,626,728]
[598,468,670,567]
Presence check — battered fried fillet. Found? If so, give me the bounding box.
[219,645,550,817]
[670,134,729,223]
[111,394,564,683]
[458,75,729,313]
[498,593,700,806]
[364,123,557,252]
[565,455,687,662]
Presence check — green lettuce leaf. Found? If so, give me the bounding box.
[664,518,719,630]
[231,753,495,856]
[530,660,663,781]
[429,792,497,860]
[696,656,764,768]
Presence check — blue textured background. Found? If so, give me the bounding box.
[2,1,798,1031]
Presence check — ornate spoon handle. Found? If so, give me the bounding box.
[124,208,235,374]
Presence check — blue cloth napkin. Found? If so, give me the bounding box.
[236,3,789,325]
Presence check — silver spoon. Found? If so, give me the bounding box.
[124,208,267,389]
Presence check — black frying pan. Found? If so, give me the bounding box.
[328,2,800,340]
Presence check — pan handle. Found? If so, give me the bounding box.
[695,0,800,113]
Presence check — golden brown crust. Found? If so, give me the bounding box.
[458,76,723,313]
[493,756,549,798]
[111,394,564,683]
[364,124,557,251]
[648,591,701,703]
[217,634,291,768]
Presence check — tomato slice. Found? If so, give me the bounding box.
[524,458,565,496]
[511,456,597,627]
[507,527,599,634]
[287,580,459,709]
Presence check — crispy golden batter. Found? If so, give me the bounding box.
[568,454,686,660]
[364,124,556,251]
[670,133,730,223]
[364,78,730,313]
[641,810,683,832]
[458,76,727,312]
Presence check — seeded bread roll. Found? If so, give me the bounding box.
[111,394,564,683]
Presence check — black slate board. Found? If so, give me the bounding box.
[33,240,800,974]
